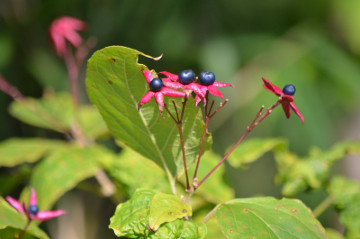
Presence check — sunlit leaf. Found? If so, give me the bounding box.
[325,228,344,239]
[0,138,65,167]
[328,176,360,239]
[216,197,327,238]
[86,46,211,178]
[0,197,49,239]
[149,192,192,231]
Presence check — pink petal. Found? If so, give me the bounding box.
[195,95,203,106]
[161,88,186,98]
[50,34,66,56]
[5,196,25,213]
[207,85,224,98]
[262,78,282,96]
[159,71,179,81]
[213,82,233,88]
[29,188,37,206]
[33,210,66,221]
[138,91,155,110]
[281,101,291,119]
[163,81,183,89]
[142,71,154,84]
[290,102,305,124]
[154,92,164,112]
[63,30,83,48]
[187,83,205,98]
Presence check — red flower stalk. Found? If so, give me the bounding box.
[6,188,66,221]
[262,78,304,124]
[138,71,186,114]
[49,16,86,57]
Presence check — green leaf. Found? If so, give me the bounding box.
[216,197,327,239]
[325,228,344,239]
[109,188,157,238]
[148,220,207,239]
[186,150,234,204]
[0,197,49,239]
[274,140,360,197]
[29,145,102,210]
[78,105,109,139]
[106,149,171,196]
[0,138,65,167]
[86,46,211,178]
[227,138,286,168]
[328,176,360,238]
[180,221,207,239]
[149,192,192,231]
[9,92,74,133]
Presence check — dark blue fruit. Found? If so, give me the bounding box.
[282,84,296,95]
[178,70,195,85]
[28,205,39,215]
[149,78,163,92]
[199,71,215,86]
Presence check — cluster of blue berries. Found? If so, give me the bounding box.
[179,69,216,86]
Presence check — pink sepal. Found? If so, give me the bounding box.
[5,196,25,213]
[290,102,305,124]
[33,210,66,221]
[262,78,282,96]
[29,188,37,206]
[138,91,155,110]
[281,101,291,119]
[207,85,224,98]
[161,88,186,98]
[163,81,183,89]
[213,82,233,88]
[159,71,179,81]
[142,70,154,84]
[154,93,164,112]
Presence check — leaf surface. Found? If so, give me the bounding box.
[0,138,65,167]
[149,192,192,231]
[216,197,327,239]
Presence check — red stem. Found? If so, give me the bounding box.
[195,100,280,190]
[0,74,24,101]
[63,45,80,106]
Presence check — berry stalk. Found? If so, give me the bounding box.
[195,99,281,189]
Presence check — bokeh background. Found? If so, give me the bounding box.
[1,0,360,238]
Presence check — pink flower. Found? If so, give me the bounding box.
[138,71,186,113]
[49,16,86,57]
[6,188,66,221]
[159,71,205,99]
[262,78,304,124]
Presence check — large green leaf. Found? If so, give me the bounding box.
[28,145,104,210]
[216,197,327,239]
[227,138,286,168]
[86,46,211,178]
[105,149,171,196]
[109,188,202,238]
[328,176,360,239]
[0,138,65,167]
[149,192,192,231]
[0,197,49,239]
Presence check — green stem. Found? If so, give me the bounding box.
[313,196,334,218]
[18,219,31,239]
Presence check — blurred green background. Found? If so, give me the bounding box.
[1,0,360,238]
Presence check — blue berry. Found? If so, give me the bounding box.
[282,84,296,95]
[149,78,163,92]
[178,70,195,85]
[199,71,215,86]
[28,205,39,215]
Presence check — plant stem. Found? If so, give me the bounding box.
[193,97,228,185]
[0,74,24,101]
[195,100,280,190]
[313,196,334,218]
[203,204,220,223]
[18,219,31,239]
[64,45,80,107]
[164,98,191,191]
